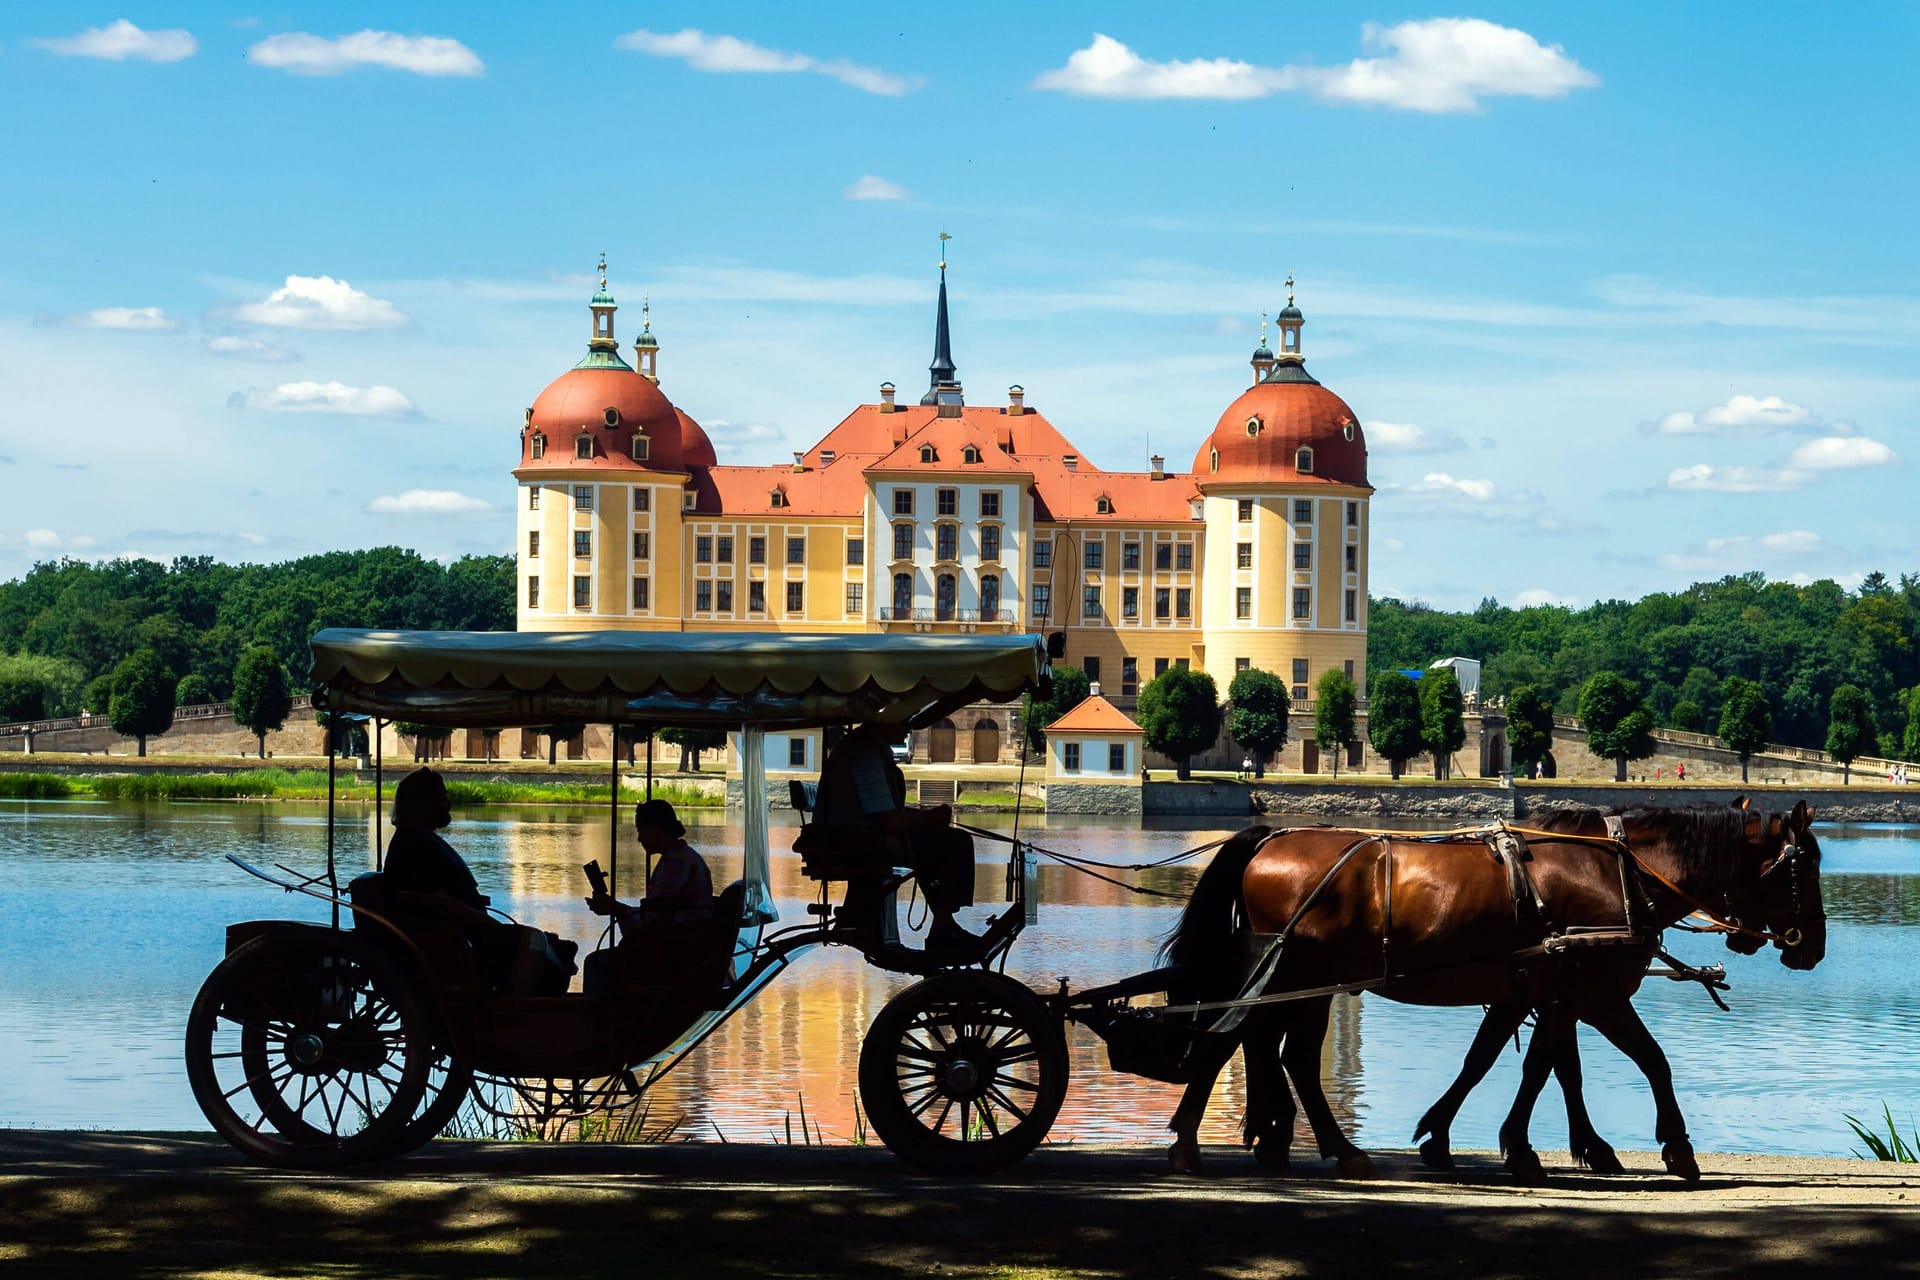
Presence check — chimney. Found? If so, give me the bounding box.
[1008,385,1025,416]
[1150,454,1165,480]
[792,451,806,473]
[1088,681,1101,698]
[880,382,897,413]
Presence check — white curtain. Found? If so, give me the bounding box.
[736,726,779,924]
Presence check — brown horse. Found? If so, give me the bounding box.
[1162,802,1825,1180]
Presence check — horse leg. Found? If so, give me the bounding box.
[1241,1013,1295,1172]
[1497,1005,1568,1185]
[1167,1031,1239,1176]
[1413,1001,1530,1170]
[1553,1018,1624,1175]
[1585,998,1698,1182]
[1278,997,1374,1179]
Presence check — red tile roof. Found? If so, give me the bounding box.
[1045,693,1143,735]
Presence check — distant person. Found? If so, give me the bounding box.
[1677,762,1686,781]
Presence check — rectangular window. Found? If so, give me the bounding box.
[1034,539,1053,570]
[788,737,808,769]
[631,436,649,462]
[1083,656,1101,684]
[683,490,695,511]
[633,532,649,560]
[717,536,733,564]
[1154,657,1169,678]
[787,537,805,565]
[937,488,957,516]
[749,536,766,564]
[1237,542,1253,569]
[1032,584,1051,620]
[893,489,914,516]
[981,525,1001,560]
[1345,589,1357,622]
[1085,542,1103,570]
[1176,588,1191,618]
[573,576,590,608]
[1155,543,1172,570]
[847,537,864,566]
[1294,542,1311,570]
[1177,544,1193,571]
[573,530,591,558]
[1122,587,1139,619]
[695,581,712,611]
[695,536,712,563]
[632,488,648,511]
[892,573,913,614]
[1345,545,1357,573]
[786,582,805,612]
[749,581,765,613]
[1155,588,1170,619]
[980,574,1000,617]
[936,524,958,561]
[845,583,863,614]
[716,581,733,612]
[574,485,593,511]
[529,487,540,510]
[1236,587,1252,619]
[980,491,1001,518]
[1064,742,1081,772]
[1108,743,1127,773]
[1083,585,1102,618]
[632,577,649,609]
[1121,657,1138,696]
[1236,657,1251,673]
[1238,499,1254,522]
[1346,501,1358,527]
[1345,660,1355,679]
[575,435,593,460]
[1123,542,1141,570]
[527,576,540,607]
[528,531,540,558]
[1176,658,1189,670]
[1293,659,1310,685]
[1294,499,1312,524]
[893,522,914,560]
[1293,587,1311,619]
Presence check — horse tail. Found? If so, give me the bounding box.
[1160,825,1271,994]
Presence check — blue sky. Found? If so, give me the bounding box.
[2,4,1915,608]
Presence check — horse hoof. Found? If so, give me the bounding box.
[1418,1137,1455,1171]
[1334,1153,1377,1180]
[1168,1140,1206,1176]
[1504,1148,1547,1186]
[1662,1141,1701,1182]
[1254,1139,1292,1172]
[1578,1142,1625,1176]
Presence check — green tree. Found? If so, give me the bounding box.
[1314,668,1359,779]
[531,722,586,766]
[1024,665,1091,754]
[1419,666,1468,780]
[86,673,116,716]
[1366,669,1424,779]
[1718,675,1773,784]
[659,726,727,772]
[1225,667,1290,778]
[1505,683,1557,777]
[1136,667,1221,781]
[108,648,176,757]
[1904,687,1920,763]
[1579,671,1656,783]
[1824,684,1876,785]
[174,673,213,707]
[1669,699,1705,733]
[231,646,294,760]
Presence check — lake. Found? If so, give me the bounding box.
[2,799,1916,1159]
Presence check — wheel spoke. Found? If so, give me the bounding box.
[976,1097,1004,1139]
[984,1083,1030,1122]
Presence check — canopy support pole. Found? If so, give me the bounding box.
[325,735,339,929]
[374,718,385,871]
[610,726,622,942]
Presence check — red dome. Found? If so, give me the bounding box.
[522,365,691,471]
[675,407,717,468]
[1193,369,1368,487]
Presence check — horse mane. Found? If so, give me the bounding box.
[1528,803,1763,882]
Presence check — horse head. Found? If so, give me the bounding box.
[1722,801,1825,970]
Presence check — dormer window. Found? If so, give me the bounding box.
[1296,446,1314,473]
[919,445,938,463]
[963,445,981,464]
[820,450,836,466]
[530,432,546,460]
[523,407,534,426]
[1063,454,1078,471]
[1209,448,1219,473]
[1245,416,1262,437]
[631,434,650,462]
[769,487,788,508]
[682,489,696,511]
[1095,494,1112,515]
[575,434,594,460]
[1342,420,1356,442]
[603,407,622,428]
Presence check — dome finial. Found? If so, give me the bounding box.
[1286,271,1295,306]
[599,251,608,291]
[938,229,951,272]
[641,295,651,332]
[1260,312,1269,346]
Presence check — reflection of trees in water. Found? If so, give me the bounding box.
[1823,874,1920,926]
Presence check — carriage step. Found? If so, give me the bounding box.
[917,780,957,806]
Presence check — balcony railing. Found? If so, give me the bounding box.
[877,607,1018,624]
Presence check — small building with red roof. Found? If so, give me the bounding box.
[1043,689,1146,812]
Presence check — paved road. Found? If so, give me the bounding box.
[4,1131,1918,1279]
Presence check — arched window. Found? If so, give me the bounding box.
[980,573,1000,618]
[892,572,913,615]
[530,432,546,460]
[769,488,788,508]
[935,573,957,621]
[1095,495,1112,515]
[919,445,937,463]
[1245,416,1262,437]
[1342,420,1356,442]
[963,445,980,464]
[1209,448,1219,473]
[1296,446,1314,473]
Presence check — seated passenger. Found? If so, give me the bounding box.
[806,721,978,951]
[582,800,719,995]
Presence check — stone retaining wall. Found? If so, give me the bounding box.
[1043,782,1143,816]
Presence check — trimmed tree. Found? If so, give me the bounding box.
[393,721,454,762]
[231,646,293,760]
[1367,669,1424,779]
[1419,666,1468,780]
[1024,665,1091,755]
[1314,668,1359,779]
[1580,671,1656,783]
[1505,683,1557,778]
[1825,684,1876,785]
[1718,676,1773,784]
[1226,667,1290,778]
[1903,687,1920,763]
[1669,699,1705,733]
[659,726,727,772]
[174,673,213,708]
[108,648,177,757]
[532,721,586,765]
[1137,666,1222,781]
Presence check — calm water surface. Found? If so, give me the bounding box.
[3,799,1917,1158]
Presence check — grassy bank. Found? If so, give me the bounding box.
[0,769,721,807]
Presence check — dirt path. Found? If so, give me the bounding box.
[4,1131,1918,1279]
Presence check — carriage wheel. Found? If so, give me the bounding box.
[186,930,432,1168]
[859,971,1068,1175]
[389,1050,477,1154]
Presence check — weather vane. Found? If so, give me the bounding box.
[1286,271,1295,305]
[939,230,952,270]
[599,251,607,290]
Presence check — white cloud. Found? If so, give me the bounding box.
[57,306,178,331]
[31,19,196,62]
[234,275,409,330]
[367,490,490,514]
[234,381,419,417]
[20,528,96,551]
[1660,530,1831,573]
[702,420,787,460]
[1784,435,1897,471]
[1664,464,1807,494]
[1364,420,1466,453]
[205,334,300,362]
[1650,394,1818,436]
[248,30,484,77]
[1033,21,1596,113]
[845,174,909,202]
[1511,588,1578,608]
[616,28,917,96]
[1404,472,1496,501]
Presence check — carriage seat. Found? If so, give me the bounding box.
[348,870,485,991]
[585,879,748,1007]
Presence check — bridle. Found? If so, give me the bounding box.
[1710,825,1809,950]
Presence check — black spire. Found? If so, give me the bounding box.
[923,264,958,404]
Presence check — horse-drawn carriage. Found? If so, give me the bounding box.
[188,627,1829,1181]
